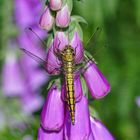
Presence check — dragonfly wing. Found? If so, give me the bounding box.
[85,27,102,48]
[24,27,46,47]
[20,48,61,75]
[20,48,46,64]
[46,43,62,74]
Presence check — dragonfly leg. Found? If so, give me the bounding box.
[75,54,97,76]
[74,44,78,54]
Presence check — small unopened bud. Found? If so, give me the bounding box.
[56,4,71,28]
[39,7,54,31]
[50,0,62,11]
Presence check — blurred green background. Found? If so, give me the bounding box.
[0,0,140,140]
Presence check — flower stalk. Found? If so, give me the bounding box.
[37,0,115,139]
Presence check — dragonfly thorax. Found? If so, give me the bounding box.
[61,45,75,62]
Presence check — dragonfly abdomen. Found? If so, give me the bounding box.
[65,69,75,125]
[63,62,75,124]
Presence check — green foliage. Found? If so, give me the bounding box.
[73,0,140,140]
[63,0,73,12]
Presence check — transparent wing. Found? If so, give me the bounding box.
[24,27,47,48]
[20,48,46,64]
[85,27,102,49]
[84,27,109,61]
[20,48,61,75]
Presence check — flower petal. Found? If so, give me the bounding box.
[20,55,48,90]
[29,69,47,90]
[61,75,82,102]
[15,0,34,28]
[41,84,64,131]
[39,6,54,31]
[38,127,63,140]
[56,4,70,28]
[64,96,91,140]
[70,32,84,63]
[45,44,61,75]
[90,117,115,140]
[15,0,43,28]
[53,31,68,51]
[19,33,46,62]
[88,133,95,140]
[83,61,110,99]
[50,0,62,11]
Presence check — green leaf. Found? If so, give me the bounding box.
[80,76,88,97]
[45,0,49,5]
[71,15,88,25]
[63,0,73,12]
[46,34,53,47]
[69,20,77,31]
[66,21,83,41]
[67,0,73,12]
[89,106,100,118]
[75,23,83,40]
[67,21,76,40]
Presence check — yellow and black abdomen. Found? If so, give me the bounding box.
[63,61,75,125]
[65,62,75,125]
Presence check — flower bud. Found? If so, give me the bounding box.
[56,4,71,28]
[50,0,62,11]
[39,7,54,31]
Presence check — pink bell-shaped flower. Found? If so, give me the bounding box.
[83,60,110,99]
[56,4,71,28]
[50,0,62,11]
[39,6,54,31]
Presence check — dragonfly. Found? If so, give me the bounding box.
[21,27,103,125]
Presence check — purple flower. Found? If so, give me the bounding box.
[2,0,48,115]
[45,31,110,98]
[70,32,84,63]
[45,43,62,75]
[83,117,115,140]
[50,0,62,11]
[18,33,46,60]
[38,84,114,140]
[15,0,42,30]
[37,30,112,139]
[83,60,110,99]
[64,96,91,140]
[45,32,84,74]
[90,117,115,140]
[35,0,113,139]
[56,4,71,28]
[38,127,63,140]
[21,88,43,115]
[39,6,54,31]
[2,48,24,97]
[41,84,64,131]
